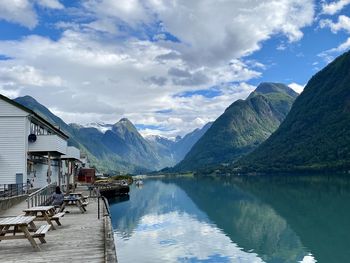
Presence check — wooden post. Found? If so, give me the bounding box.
[58,156,61,188]
[66,160,71,194]
[47,152,51,184]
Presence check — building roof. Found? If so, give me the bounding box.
[0,94,69,140]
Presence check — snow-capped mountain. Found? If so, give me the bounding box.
[84,122,113,133]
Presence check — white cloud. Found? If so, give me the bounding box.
[0,87,21,98]
[0,0,37,29]
[135,82,255,137]
[321,0,350,15]
[36,0,64,9]
[0,1,316,137]
[116,211,266,263]
[330,37,350,52]
[299,254,317,263]
[321,36,350,56]
[320,15,350,33]
[0,29,261,136]
[0,0,64,29]
[84,0,314,66]
[83,0,151,27]
[0,64,63,87]
[288,83,305,94]
[318,37,350,63]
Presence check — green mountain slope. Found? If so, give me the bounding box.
[14,96,211,173]
[145,122,212,167]
[236,51,350,172]
[69,124,149,173]
[14,96,151,173]
[172,122,213,162]
[175,83,298,171]
[101,118,167,171]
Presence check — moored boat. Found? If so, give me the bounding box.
[96,183,130,198]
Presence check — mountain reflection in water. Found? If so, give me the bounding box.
[109,175,350,263]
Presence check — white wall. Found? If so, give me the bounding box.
[64,146,80,159]
[28,134,67,155]
[62,160,75,185]
[0,97,66,187]
[0,99,28,184]
[29,162,59,189]
[0,98,28,117]
[0,117,27,184]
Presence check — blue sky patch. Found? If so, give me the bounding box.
[135,124,174,132]
[155,109,173,114]
[0,55,12,60]
[175,89,222,99]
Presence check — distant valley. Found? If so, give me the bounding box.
[15,95,211,174]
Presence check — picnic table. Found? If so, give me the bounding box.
[0,216,51,251]
[23,206,65,230]
[59,196,87,213]
[68,192,89,203]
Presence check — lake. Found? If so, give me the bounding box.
[109,175,350,263]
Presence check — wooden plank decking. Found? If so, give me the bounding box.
[0,194,116,263]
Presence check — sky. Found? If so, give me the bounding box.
[0,0,349,138]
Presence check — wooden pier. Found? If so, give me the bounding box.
[0,193,117,263]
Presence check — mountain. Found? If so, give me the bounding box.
[84,122,113,133]
[15,96,72,134]
[172,122,213,162]
[14,96,150,173]
[14,96,79,148]
[146,122,213,165]
[146,135,176,165]
[236,51,350,173]
[175,83,298,172]
[101,118,170,170]
[69,123,150,173]
[14,95,211,173]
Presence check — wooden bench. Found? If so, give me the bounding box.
[51,212,65,226]
[68,193,89,203]
[60,197,86,213]
[33,224,51,243]
[81,201,89,207]
[0,216,48,251]
[23,206,57,230]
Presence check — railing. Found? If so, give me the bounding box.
[26,182,57,208]
[0,184,27,199]
[101,196,111,217]
[95,187,111,220]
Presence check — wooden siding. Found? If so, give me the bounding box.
[63,146,80,160]
[0,98,28,117]
[28,135,67,155]
[0,117,27,184]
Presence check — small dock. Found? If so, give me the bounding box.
[0,192,117,263]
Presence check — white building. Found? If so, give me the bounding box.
[0,94,72,189]
[61,146,82,191]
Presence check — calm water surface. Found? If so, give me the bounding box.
[109,175,350,263]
